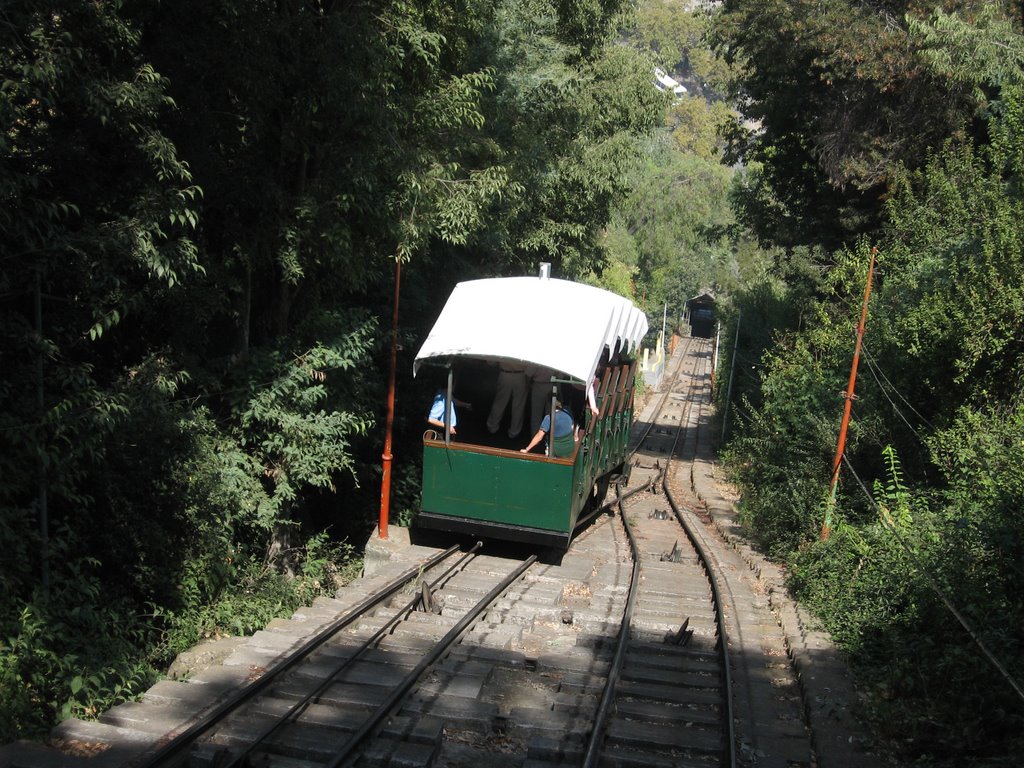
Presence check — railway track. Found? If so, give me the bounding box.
[2,337,878,768]
[568,334,736,768]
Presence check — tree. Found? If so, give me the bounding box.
[472,0,664,279]
[720,13,1024,759]
[0,0,202,739]
[0,0,669,739]
[0,0,201,588]
[611,139,736,317]
[714,0,994,251]
[635,0,731,94]
[130,0,526,561]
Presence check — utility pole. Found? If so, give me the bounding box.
[711,321,720,390]
[661,302,667,353]
[377,258,402,540]
[821,248,877,541]
[721,313,740,445]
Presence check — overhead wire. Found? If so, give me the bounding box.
[840,452,1024,705]
[861,344,936,433]
[861,357,927,443]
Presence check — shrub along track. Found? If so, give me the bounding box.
[0,338,878,768]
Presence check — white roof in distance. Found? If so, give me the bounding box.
[654,68,687,97]
[413,277,649,384]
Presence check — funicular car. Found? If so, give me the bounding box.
[413,270,649,550]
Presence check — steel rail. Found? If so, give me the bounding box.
[582,337,736,768]
[582,343,693,766]
[325,554,539,768]
[666,482,737,768]
[571,474,653,533]
[580,485,641,768]
[136,544,462,768]
[572,337,695,539]
[223,543,483,768]
[630,335,693,451]
[665,344,737,768]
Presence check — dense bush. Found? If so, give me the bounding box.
[0,0,666,741]
[720,77,1024,764]
[0,539,351,743]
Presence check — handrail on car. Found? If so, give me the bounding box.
[421,361,637,467]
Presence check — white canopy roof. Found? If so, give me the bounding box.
[413,276,649,384]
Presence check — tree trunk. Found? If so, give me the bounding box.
[265,518,298,578]
[274,277,293,338]
[240,262,252,357]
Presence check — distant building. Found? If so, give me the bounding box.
[653,68,687,99]
[684,290,715,338]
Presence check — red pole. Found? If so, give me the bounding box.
[822,248,876,540]
[378,258,402,539]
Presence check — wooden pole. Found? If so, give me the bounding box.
[822,248,876,540]
[721,313,740,444]
[377,258,401,540]
[711,321,720,390]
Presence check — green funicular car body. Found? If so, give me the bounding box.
[414,272,648,550]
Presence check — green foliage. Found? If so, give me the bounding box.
[910,7,1024,98]
[0,0,201,307]
[635,0,732,94]
[553,0,626,57]
[2,0,668,742]
[0,557,160,741]
[235,314,377,527]
[721,15,1024,762]
[883,106,1024,400]
[789,441,1024,761]
[666,97,733,160]
[481,0,665,277]
[0,531,354,741]
[152,533,356,663]
[872,446,914,530]
[721,329,844,556]
[582,241,637,298]
[613,138,737,316]
[714,0,995,251]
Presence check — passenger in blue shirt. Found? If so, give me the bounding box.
[520,400,576,457]
[427,389,471,435]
